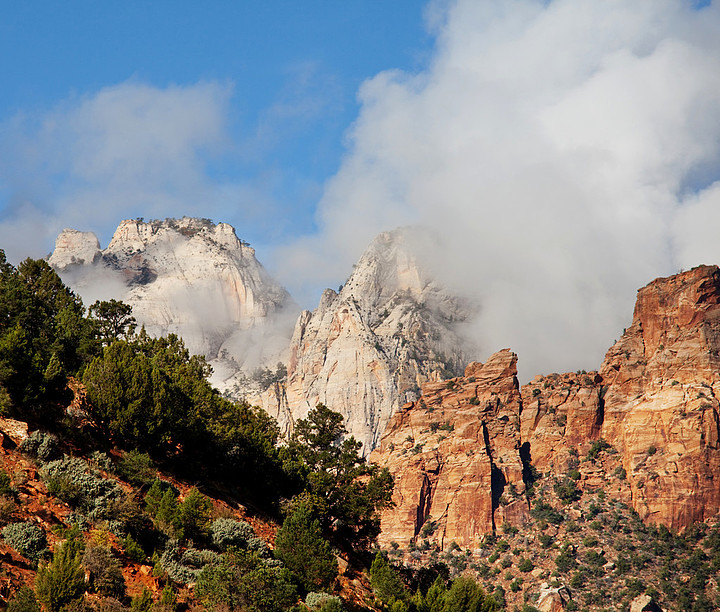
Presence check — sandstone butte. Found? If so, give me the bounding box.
[371,264,720,550]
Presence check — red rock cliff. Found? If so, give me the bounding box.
[372,266,720,546]
[371,349,528,550]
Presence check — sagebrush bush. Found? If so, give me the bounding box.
[20,431,60,463]
[40,456,122,520]
[210,517,254,551]
[2,521,47,563]
[89,451,113,472]
[306,592,344,610]
[159,540,219,584]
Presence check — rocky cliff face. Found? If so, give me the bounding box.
[596,265,720,530]
[372,265,720,547]
[49,218,298,370]
[372,349,527,550]
[258,228,473,453]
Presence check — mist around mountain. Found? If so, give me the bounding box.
[49,219,476,454]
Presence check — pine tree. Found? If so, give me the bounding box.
[35,541,85,612]
[155,488,180,537]
[370,552,407,605]
[178,487,212,543]
[274,503,338,591]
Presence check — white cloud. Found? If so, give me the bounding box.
[278,0,720,379]
[0,80,240,260]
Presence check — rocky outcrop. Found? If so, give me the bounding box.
[373,266,720,546]
[536,584,572,612]
[596,265,720,530]
[48,229,101,268]
[520,371,604,474]
[629,594,663,612]
[371,349,527,550]
[522,266,720,531]
[272,228,472,452]
[50,222,472,453]
[49,218,298,372]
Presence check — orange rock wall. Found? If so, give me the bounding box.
[372,266,720,548]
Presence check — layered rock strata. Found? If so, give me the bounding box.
[373,265,720,547]
[596,265,720,529]
[372,349,527,550]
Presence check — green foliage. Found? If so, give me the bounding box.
[7,586,41,612]
[587,439,611,460]
[159,540,220,583]
[275,503,338,591]
[585,549,605,567]
[555,545,578,573]
[177,487,213,543]
[155,489,181,537]
[282,404,394,550]
[144,479,177,516]
[195,550,297,612]
[442,576,495,612]
[370,552,407,605]
[0,254,96,419]
[2,522,48,564]
[116,450,155,487]
[130,588,153,612]
[83,332,286,503]
[211,517,255,551]
[554,478,582,504]
[89,299,136,345]
[0,468,12,496]
[517,557,534,572]
[531,500,564,525]
[35,539,85,612]
[40,456,123,520]
[251,362,288,391]
[538,533,553,548]
[123,533,146,563]
[20,431,60,463]
[305,592,344,611]
[82,338,184,450]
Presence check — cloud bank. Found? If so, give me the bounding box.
[276,0,720,379]
[0,81,242,260]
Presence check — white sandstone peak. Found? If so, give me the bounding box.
[259,226,475,453]
[48,229,101,269]
[49,217,298,370]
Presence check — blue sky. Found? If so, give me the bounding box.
[0,1,432,253]
[3,0,720,378]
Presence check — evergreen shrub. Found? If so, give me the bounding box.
[2,521,47,564]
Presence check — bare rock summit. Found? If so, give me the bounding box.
[268,227,474,453]
[49,218,298,372]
